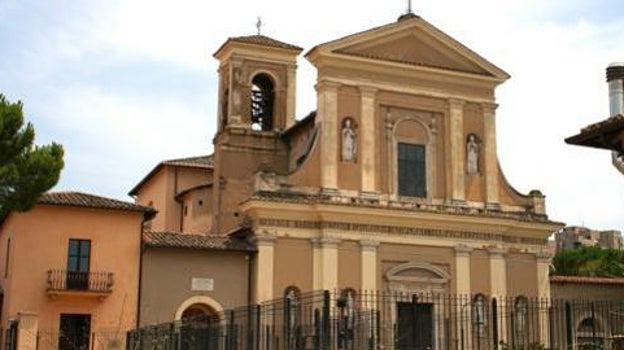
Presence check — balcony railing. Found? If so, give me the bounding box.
[46,269,114,295]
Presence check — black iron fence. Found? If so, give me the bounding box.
[127,290,624,350]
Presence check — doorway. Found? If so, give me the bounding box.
[396,302,433,350]
[59,314,91,350]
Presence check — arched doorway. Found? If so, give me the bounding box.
[181,303,217,320]
[176,298,223,350]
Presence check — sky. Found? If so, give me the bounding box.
[1,0,623,231]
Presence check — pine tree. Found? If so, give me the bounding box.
[0,94,64,220]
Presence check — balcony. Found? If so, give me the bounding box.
[46,269,114,299]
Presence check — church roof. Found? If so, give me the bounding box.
[39,191,156,217]
[143,231,254,251]
[305,14,509,81]
[228,35,302,51]
[162,154,214,168]
[128,154,213,196]
[213,35,302,58]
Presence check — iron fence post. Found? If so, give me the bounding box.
[322,290,330,350]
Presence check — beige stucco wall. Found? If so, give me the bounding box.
[140,247,249,326]
[273,238,313,297]
[0,205,142,343]
[135,167,174,232]
[180,186,213,234]
[135,165,211,233]
[470,248,491,294]
[338,241,361,290]
[550,281,624,300]
[506,252,538,297]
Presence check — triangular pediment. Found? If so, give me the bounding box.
[307,16,509,81]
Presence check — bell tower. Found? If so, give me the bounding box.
[211,34,302,234]
[213,35,302,132]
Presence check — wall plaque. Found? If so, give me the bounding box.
[191,278,214,291]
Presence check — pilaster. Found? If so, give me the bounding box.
[454,244,473,295]
[360,86,378,193]
[482,103,499,208]
[255,233,276,302]
[448,98,465,203]
[489,246,507,343]
[455,244,473,350]
[385,118,395,197]
[286,65,297,128]
[536,250,553,344]
[316,81,341,190]
[360,240,380,291]
[312,237,340,291]
[16,312,38,350]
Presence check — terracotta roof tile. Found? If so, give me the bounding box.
[39,191,155,214]
[580,114,624,133]
[162,155,214,169]
[550,275,624,285]
[143,231,255,251]
[228,35,302,51]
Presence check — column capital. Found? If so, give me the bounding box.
[312,237,340,249]
[360,239,380,252]
[448,98,466,108]
[455,244,473,256]
[315,80,341,92]
[480,102,499,113]
[255,231,276,246]
[487,246,507,258]
[359,85,379,96]
[535,250,553,263]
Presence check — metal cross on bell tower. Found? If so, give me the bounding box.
[407,0,413,13]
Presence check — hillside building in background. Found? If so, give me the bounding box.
[554,226,622,251]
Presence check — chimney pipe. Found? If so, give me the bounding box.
[606,62,624,116]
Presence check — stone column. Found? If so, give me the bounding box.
[360,240,380,291]
[360,86,378,195]
[17,312,38,350]
[316,82,340,191]
[536,250,552,345]
[448,99,466,203]
[489,246,507,343]
[482,103,499,209]
[286,65,297,128]
[255,233,276,302]
[312,237,340,291]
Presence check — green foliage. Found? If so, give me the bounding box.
[551,245,624,278]
[0,94,64,220]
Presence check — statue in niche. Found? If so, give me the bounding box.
[341,118,357,162]
[466,134,480,174]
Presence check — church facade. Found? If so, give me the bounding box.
[131,13,563,331]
